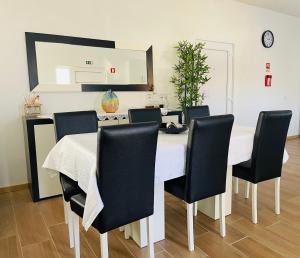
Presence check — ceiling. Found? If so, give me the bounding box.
[235,0,300,18]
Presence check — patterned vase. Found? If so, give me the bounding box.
[101,90,119,113]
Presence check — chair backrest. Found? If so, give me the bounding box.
[128,108,162,125]
[251,110,292,182]
[53,110,98,141]
[95,122,159,233]
[185,115,234,203]
[185,105,210,125]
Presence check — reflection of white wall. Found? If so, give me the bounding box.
[0,0,300,188]
[130,58,147,83]
[56,68,71,84]
[36,42,147,85]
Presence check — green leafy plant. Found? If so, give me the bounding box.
[171,41,210,111]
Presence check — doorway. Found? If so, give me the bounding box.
[196,40,234,115]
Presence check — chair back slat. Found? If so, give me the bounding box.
[53,110,98,141]
[251,110,292,182]
[95,122,159,233]
[185,105,210,125]
[128,108,162,125]
[185,115,234,203]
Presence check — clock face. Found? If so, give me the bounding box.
[262,30,274,48]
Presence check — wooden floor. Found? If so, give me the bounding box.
[1,139,300,258]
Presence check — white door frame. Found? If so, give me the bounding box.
[196,39,234,114]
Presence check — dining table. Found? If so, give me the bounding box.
[43,125,289,248]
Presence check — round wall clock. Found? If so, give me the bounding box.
[262,30,274,48]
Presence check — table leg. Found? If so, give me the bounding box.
[196,166,233,219]
[129,167,232,247]
[130,182,165,248]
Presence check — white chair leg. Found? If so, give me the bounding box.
[119,226,125,232]
[124,224,131,240]
[100,233,109,258]
[147,216,154,258]
[187,203,194,251]
[244,181,250,199]
[73,212,80,258]
[234,177,239,194]
[63,200,68,224]
[67,202,74,248]
[219,193,226,237]
[275,177,281,215]
[252,183,258,224]
[193,202,198,217]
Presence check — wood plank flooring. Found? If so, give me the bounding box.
[0,139,299,257]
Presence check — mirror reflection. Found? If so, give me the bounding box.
[36,42,148,87]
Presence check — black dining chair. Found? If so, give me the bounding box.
[128,108,162,125]
[165,115,234,251]
[185,105,210,125]
[53,110,98,248]
[233,110,292,224]
[70,122,159,258]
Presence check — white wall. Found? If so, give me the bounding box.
[0,0,299,187]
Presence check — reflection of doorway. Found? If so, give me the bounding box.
[196,40,234,115]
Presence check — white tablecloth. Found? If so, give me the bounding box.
[43,126,289,230]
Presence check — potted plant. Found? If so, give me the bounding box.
[171,40,210,113]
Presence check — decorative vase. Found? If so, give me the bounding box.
[101,90,119,113]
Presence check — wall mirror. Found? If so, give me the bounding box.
[25,32,153,92]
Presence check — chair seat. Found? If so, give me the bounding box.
[60,174,82,202]
[165,176,187,201]
[233,161,254,183]
[239,159,252,168]
[70,193,86,218]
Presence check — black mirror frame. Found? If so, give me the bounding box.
[25,32,154,92]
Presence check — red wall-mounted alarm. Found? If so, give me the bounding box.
[265,75,272,87]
